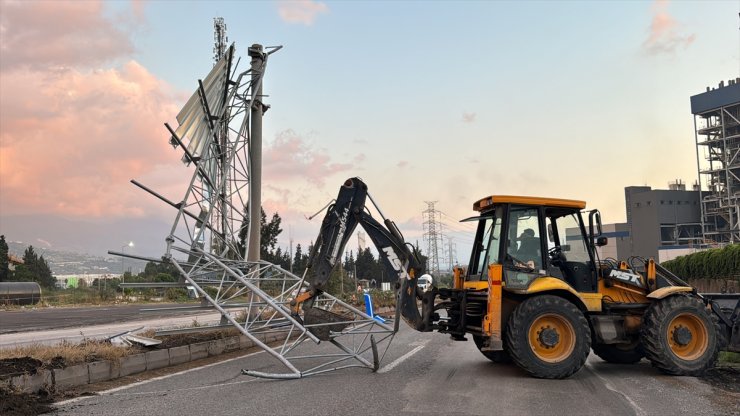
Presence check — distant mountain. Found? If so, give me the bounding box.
[5,240,148,275]
[0,214,171,258]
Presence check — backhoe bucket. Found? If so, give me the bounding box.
[398,276,436,332]
[703,293,740,352]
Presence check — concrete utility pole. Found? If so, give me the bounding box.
[247,44,265,262]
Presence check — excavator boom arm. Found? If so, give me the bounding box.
[305,178,432,330]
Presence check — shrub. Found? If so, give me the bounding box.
[662,245,740,281]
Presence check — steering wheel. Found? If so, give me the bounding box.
[548,246,566,266]
[506,253,535,271]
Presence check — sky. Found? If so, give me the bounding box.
[1,0,739,265]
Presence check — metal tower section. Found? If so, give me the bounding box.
[691,79,740,245]
[213,18,228,63]
[422,201,442,276]
[115,24,395,379]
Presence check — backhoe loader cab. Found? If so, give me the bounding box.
[465,196,601,293]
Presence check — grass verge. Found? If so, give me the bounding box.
[0,340,134,368]
[719,351,740,364]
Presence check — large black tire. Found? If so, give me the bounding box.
[505,295,591,379]
[592,339,644,364]
[472,335,512,363]
[641,295,719,376]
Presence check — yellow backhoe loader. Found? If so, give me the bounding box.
[297,178,739,379]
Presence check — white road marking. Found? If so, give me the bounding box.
[585,362,646,416]
[377,340,428,374]
[55,349,266,406]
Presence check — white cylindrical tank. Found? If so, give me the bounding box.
[0,282,42,305]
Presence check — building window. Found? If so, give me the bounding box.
[660,224,677,245]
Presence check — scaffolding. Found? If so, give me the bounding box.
[691,79,740,245]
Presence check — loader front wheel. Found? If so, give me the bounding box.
[592,339,644,364]
[505,295,591,379]
[641,295,719,376]
[473,335,512,363]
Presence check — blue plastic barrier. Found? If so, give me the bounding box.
[364,293,386,323]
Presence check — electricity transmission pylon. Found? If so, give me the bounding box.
[423,201,443,276]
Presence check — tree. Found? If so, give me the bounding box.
[36,254,55,288]
[13,245,55,288]
[293,244,306,272]
[22,245,38,268]
[343,250,356,279]
[238,206,283,260]
[0,235,9,282]
[355,248,382,283]
[141,260,179,280]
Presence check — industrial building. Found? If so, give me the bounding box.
[597,78,740,263]
[598,182,703,263]
[691,78,740,244]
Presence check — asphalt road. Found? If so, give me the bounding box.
[0,304,221,347]
[53,327,739,416]
[0,303,206,334]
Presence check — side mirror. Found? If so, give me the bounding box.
[588,210,603,245]
[596,236,608,247]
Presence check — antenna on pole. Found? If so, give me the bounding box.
[213,17,228,64]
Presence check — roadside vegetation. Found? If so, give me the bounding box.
[719,351,740,364]
[662,244,740,283]
[0,340,133,368]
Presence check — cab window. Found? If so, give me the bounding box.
[504,206,543,288]
[469,206,503,281]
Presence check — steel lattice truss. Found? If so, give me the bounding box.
[126,43,396,379]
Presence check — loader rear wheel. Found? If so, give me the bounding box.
[473,335,512,363]
[592,339,644,364]
[505,295,591,379]
[641,295,719,376]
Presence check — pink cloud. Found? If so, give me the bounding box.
[642,0,696,56]
[263,130,355,186]
[131,0,147,21]
[0,1,184,219]
[0,0,135,70]
[276,0,329,26]
[462,112,477,123]
[0,62,182,217]
[397,161,409,169]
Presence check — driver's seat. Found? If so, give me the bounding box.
[517,237,541,269]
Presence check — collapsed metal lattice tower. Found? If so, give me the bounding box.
[691,79,740,245]
[114,22,396,379]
